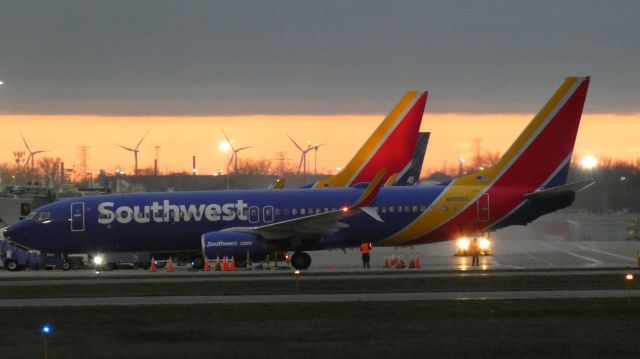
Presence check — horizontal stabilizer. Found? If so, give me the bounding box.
[524,180,595,201]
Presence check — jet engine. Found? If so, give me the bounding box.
[201,231,266,261]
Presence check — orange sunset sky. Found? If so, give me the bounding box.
[0,112,636,178]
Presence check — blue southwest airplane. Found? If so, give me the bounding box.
[4,77,591,270]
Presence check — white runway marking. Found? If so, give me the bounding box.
[539,242,603,265]
[568,242,637,263]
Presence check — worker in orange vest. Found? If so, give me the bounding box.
[360,242,372,269]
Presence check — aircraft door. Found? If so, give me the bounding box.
[248,206,259,224]
[263,206,274,223]
[476,193,490,222]
[70,202,85,232]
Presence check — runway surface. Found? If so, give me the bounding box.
[1,289,639,307]
[1,239,638,281]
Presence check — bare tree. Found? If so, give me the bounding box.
[38,156,61,188]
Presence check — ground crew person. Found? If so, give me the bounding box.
[471,238,480,267]
[360,242,372,269]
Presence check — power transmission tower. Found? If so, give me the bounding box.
[274,151,289,176]
[12,151,25,172]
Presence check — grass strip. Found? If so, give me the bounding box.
[1,299,639,358]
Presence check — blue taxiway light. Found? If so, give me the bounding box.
[41,325,52,334]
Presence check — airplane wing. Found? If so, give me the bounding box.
[222,170,386,241]
[225,208,351,240]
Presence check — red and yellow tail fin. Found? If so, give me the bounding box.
[459,76,590,188]
[312,91,427,188]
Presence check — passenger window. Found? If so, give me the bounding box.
[300,209,306,215]
[397,206,403,213]
[420,205,426,211]
[275,208,281,216]
[412,206,418,212]
[389,207,395,213]
[284,208,290,216]
[292,208,297,215]
[404,206,411,212]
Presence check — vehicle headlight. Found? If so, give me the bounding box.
[92,255,104,266]
[479,238,490,250]
[457,238,470,250]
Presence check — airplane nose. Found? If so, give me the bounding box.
[3,224,27,246]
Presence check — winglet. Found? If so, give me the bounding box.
[269,177,286,190]
[352,169,387,208]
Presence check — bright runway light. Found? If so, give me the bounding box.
[218,141,231,153]
[581,155,598,170]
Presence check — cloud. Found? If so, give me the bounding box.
[0,1,638,115]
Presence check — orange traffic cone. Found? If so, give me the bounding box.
[203,257,210,272]
[414,255,421,269]
[409,257,415,268]
[397,256,405,269]
[166,258,174,272]
[383,257,390,269]
[222,256,229,271]
[230,256,236,271]
[150,258,157,272]
[390,255,397,268]
[214,256,221,271]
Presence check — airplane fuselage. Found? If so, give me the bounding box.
[5,182,569,255]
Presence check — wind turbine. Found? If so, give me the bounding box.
[221,129,252,173]
[117,131,149,176]
[20,132,48,171]
[287,134,322,175]
[310,142,327,174]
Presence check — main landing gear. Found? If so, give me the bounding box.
[290,251,311,270]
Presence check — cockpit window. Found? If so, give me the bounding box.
[38,212,51,221]
[27,211,51,222]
